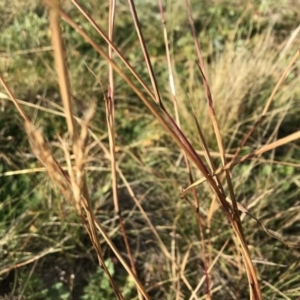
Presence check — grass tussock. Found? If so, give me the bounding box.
[1,0,300,299]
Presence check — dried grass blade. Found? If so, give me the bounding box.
[158,1,210,296]
[127,0,161,105]
[48,0,77,140]
[107,1,141,298]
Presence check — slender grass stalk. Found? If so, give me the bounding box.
[157,0,210,297]
[107,1,142,298]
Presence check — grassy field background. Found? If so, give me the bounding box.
[1,0,300,299]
